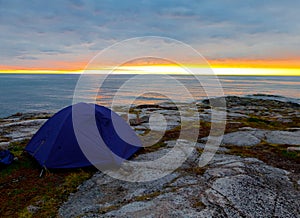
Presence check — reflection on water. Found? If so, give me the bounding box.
[0,74,299,117]
[93,75,300,107]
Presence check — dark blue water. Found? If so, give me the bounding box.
[0,74,299,118]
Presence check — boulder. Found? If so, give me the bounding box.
[129,116,149,126]
[59,143,300,218]
[265,130,300,145]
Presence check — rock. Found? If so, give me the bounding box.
[135,104,178,110]
[157,102,178,110]
[287,147,300,152]
[202,155,299,218]
[277,118,293,123]
[265,131,300,145]
[194,141,229,153]
[0,118,47,142]
[222,131,261,146]
[27,205,40,214]
[201,131,263,147]
[59,146,300,218]
[200,113,211,122]
[227,112,249,118]
[129,116,149,126]
[202,130,300,147]
[238,126,257,131]
[0,142,9,149]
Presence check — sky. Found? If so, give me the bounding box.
[0,0,300,74]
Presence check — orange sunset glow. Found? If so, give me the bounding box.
[1,58,299,76]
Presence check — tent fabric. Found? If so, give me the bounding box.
[25,103,141,169]
[0,150,14,166]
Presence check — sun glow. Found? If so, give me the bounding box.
[0,67,299,76]
[210,68,300,76]
[0,69,84,74]
[87,66,300,76]
[0,61,300,76]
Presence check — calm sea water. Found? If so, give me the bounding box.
[0,74,299,118]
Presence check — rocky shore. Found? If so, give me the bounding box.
[1,95,300,217]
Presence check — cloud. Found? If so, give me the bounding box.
[0,0,299,68]
[17,55,39,60]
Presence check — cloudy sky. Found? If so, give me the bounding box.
[0,0,300,70]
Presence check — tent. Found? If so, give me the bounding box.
[25,102,141,169]
[0,150,14,166]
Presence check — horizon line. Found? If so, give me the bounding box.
[0,66,299,76]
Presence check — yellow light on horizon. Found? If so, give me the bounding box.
[210,68,300,76]
[86,66,300,76]
[0,69,84,74]
[0,66,299,76]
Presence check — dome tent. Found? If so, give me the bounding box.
[25,103,141,169]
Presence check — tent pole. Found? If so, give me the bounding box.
[39,168,44,177]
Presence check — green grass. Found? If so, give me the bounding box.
[133,191,162,202]
[237,115,300,131]
[226,141,300,173]
[1,140,34,177]
[9,139,30,156]
[281,150,299,159]
[25,170,92,217]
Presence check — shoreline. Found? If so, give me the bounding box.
[1,93,299,120]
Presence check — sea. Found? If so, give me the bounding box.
[0,74,299,118]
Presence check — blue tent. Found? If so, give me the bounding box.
[25,103,141,169]
[0,150,14,166]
